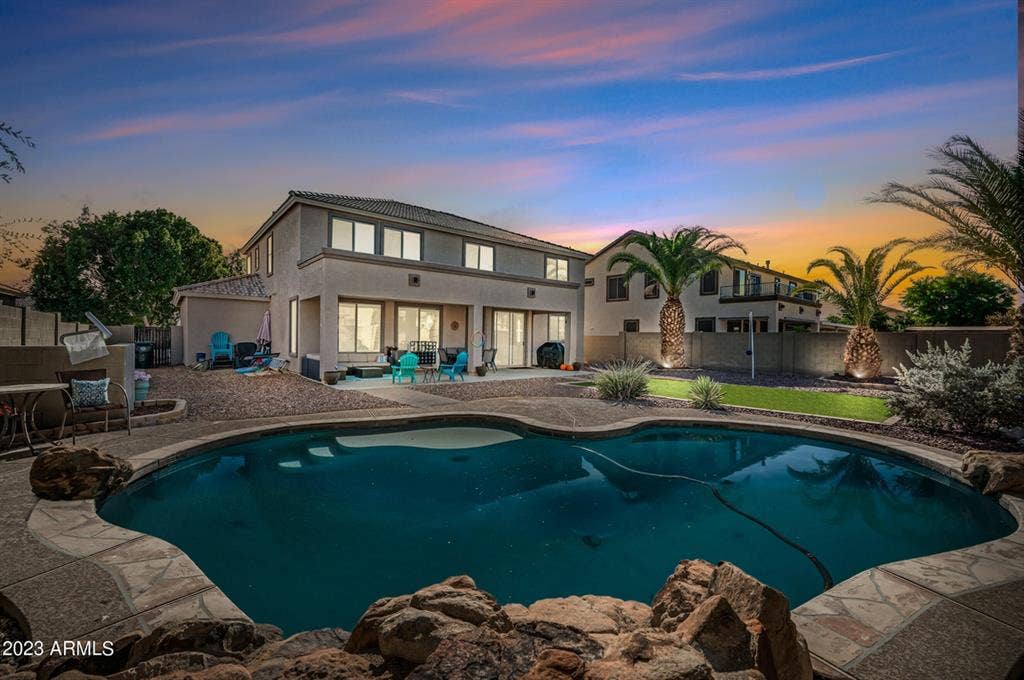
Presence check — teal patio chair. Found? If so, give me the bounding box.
[209,332,233,364]
[439,351,468,382]
[392,352,419,383]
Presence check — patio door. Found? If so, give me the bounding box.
[493,310,526,367]
[397,306,440,350]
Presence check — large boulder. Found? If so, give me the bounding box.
[523,649,587,680]
[245,628,349,666]
[584,628,713,680]
[410,576,511,630]
[651,559,714,632]
[508,596,650,636]
[708,563,811,680]
[125,621,282,668]
[108,651,230,679]
[377,608,477,664]
[30,445,133,500]
[346,595,413,653]
[248,648,377,680]
[676,595,752,672]
[962,450,1024,495]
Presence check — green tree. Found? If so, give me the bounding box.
[0,121,34,184]
[800,240,927,378]
[900,271,1014,327]
[27,207,240,325]
[607,227,745,367]
[871,126,1024,359]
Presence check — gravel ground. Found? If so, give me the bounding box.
[417,375,1019,454]
[147,366,402,421]
[653,368,892,398]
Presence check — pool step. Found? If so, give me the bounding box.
[277,459,303,470]
[306,445,336,460]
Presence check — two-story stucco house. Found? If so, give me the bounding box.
[175,191,587,377]
[584,231,843,353]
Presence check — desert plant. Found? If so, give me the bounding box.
[607,228,745,368]
[594,359,653,401]
[799,240,927,378]
[688,375,725,409]
[888,340,1023,433]
[872,125,1024,359]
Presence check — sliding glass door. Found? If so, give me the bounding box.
[397,306,440,350]
[493,310,526,367]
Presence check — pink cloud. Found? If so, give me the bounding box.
[676,51,904,81]
[389,89,471,107]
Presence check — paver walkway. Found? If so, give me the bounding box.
[1,396,1021,680]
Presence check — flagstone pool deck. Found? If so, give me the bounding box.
[1,396,1022,679]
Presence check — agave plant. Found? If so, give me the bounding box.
[689,375,725,409]
[800,240,927,378]
[607,227,745,367]
[871,127,1024,360]
[593,358,652,401]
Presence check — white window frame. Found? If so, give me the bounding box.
[338,301,383,353]
[383,227,421,261]
[464,242,494,271]
[330,216,375,254]
[547,313,568,344]
[266,232,274,276]
[545,256,568,281]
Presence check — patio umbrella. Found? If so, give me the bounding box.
[256,310,271,350]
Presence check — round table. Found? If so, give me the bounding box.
[0,383,68,454]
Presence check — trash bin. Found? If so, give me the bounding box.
[135,341,154,369]
[536,342,565,369]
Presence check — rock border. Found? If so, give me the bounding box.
[16,411,1024,676]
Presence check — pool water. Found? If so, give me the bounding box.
[99,424,1015,634]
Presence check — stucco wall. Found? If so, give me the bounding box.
[0,343,134,427]
[180,296,270,364]
[584,329,1012,376]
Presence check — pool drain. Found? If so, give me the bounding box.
[572,445,834,592]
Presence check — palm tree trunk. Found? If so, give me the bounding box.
[1008,302,1024,363]
[660,296,686,368]
[844,325,882,378]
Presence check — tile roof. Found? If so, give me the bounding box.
[289,191,588,258]
[173,274,269,301]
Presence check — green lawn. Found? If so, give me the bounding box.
[645,378,891,422]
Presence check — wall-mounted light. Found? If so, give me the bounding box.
[778,303,785,311]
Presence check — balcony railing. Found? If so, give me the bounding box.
[719,282,818,303]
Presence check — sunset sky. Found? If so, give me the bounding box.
[1,0,1017,289]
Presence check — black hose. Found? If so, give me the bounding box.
[573,444,834,592]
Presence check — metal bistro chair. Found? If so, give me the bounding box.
[56,369,131,443]
[481,348,498,372]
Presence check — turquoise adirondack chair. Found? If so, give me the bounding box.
[392,352,419,383]
[209,332,233,364]
[439,351,468,382]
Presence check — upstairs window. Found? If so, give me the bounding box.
[383,227,421,261]
[267,232,274,276]
[245,254,252,274]
[331,217,375,254]
[644,273,660,299]
[606,275,628,301]
[465,242,494,271]
[700,269,718,295]
[253,245,260,272]
[546,256,569,281]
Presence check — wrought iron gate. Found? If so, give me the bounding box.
[134,326,172,367]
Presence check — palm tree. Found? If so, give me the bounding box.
[800,240,927,378]
[870,129,1024,360]
[607,227,744,367]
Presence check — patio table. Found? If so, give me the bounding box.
[0,382,68,454]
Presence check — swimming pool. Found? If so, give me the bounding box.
[99,423,1016,634]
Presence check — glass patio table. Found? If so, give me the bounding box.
[0,382,68,454]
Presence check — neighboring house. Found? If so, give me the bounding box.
[175,191,587,376]
[0,283,26,306]
[584,230,843,342]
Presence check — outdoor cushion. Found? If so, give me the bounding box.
[70,378,110,407]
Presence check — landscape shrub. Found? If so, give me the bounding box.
[888,341,1024,433]
[594,359,652,401]
[689,375,725,410]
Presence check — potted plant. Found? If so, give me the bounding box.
[134,370,152,401]
[475,365,488,377]
[323,370,341,385]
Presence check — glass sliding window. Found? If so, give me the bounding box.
[493,310,526,366]
[464,243,494,271]
[383,227,421,260]
[547,314,567,343]
[266,233,274,275]
[253,246,259,272]
[545,256,568,281]
[397,306,440,350]
[644,273,659,299]
[700,270,718,295]
[288,298,298,355]
[606,275,627,301]
[330,217,375,254]
[338,302,382,352]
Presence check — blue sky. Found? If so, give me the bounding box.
[0,0,1017,284]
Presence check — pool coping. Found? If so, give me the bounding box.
[10,411,1024,678]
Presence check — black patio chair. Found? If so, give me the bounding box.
[234,341,258,368]
[56,369,131,443]
[482,348,497,371]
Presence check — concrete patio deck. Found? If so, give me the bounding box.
[326,366,582,390]
[0,395,1021,679]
